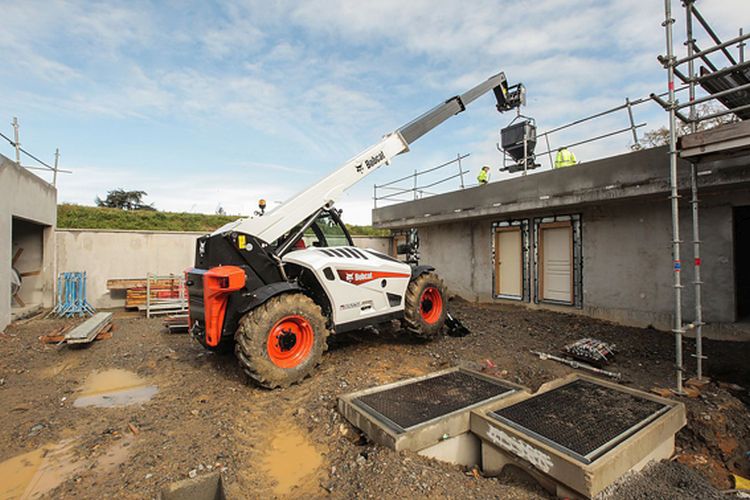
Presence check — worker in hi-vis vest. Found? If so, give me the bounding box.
[477,165,491,185]
[554,147,577,168]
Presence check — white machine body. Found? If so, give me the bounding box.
[283,246,412,326]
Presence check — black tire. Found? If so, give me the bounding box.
[402,272,448,339]
[234,293,329,389]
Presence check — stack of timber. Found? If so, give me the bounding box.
[107,276,187,312]
[39,312,114,346]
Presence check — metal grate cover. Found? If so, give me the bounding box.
[490,379,667,463]
[354,371,516,433]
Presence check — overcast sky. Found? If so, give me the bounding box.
[1,0,748,224]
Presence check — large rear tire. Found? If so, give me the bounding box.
[235,293,329,389]
[403,272,447,339]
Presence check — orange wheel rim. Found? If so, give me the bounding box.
[267,315,315,368]
[420,287,443,324]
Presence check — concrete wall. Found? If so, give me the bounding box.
[414,189,749,336]
[56,229,203,308]
[55,229,393,308]
[0,154,56,331]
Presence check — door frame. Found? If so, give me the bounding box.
[491,219,530,301]
[538,221,574,304]
[533,214,583,308]
[494,227,523,299]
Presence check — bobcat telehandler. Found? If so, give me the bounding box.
[186,71,525,387]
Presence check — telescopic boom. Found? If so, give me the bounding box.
[214,71,524,243]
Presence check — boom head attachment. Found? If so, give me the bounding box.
[495,82,526,113]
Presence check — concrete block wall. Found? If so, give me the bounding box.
[416,191,747,335]
[0,155,56,331]
[55,229,393,309]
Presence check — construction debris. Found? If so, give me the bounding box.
[164,314,189,334]
[562,338,616,366]
[530,350,622,380]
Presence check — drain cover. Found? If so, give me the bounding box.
[490,379,668,463]
[353,371,517,433]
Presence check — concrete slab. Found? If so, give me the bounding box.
[470,374,686,499]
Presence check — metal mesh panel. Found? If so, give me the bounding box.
[491,380,666,461]
[354,371,516,432]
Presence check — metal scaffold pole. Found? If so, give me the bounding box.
[683,0,705,380]
[663,0,685,394]
[12,117,21,164]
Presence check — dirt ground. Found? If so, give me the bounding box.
[0,299,748,499]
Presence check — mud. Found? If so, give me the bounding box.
[260,424,323,496]
[0,300,747,498]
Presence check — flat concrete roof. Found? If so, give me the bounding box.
[372,145,750,229]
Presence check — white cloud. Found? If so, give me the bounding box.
[3,0,749,227]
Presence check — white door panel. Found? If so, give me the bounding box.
[495,229,522,297]
[541,226,572,303]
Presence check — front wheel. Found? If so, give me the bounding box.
[402,272,448,339]
[235,293,329,388]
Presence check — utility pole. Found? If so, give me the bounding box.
[12,117,21,165]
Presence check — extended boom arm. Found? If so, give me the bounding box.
[215,71,524,243]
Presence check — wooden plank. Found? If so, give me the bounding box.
[679,120,750,149]
[108,278,183,290]
[64,313,113,344]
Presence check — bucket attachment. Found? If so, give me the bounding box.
[500,119,540,173]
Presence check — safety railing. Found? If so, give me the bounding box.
[1,117,69,186]
[373,153,471,207]
[373,85,692,208]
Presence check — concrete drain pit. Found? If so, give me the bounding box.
[339,367,528,464]
[471,375,686,498]
[489,378,669,464]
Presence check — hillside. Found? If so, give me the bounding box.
[57,204,389,236]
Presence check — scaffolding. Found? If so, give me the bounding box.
[0,117,69,186]
[655,0,749,393]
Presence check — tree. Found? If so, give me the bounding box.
[633,102,739,150]
[96,189,156,210]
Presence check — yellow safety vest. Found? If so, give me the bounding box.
[477,170,489,184]
[554,149,577,168]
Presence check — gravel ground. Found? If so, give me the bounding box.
[0,298,747,499]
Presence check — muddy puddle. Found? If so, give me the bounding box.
[74,369,158,408]
[0,437,134,499]
[0,440,82,499]
[261,426,323,496]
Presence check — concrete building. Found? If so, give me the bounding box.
[372,145,750,338]
[0,153,57,331]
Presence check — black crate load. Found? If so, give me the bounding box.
[562,338,616,367]
[500,119,539,173]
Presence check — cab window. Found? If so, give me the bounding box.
[312,212,350,247]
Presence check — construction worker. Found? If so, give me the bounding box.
[477,165,491,185]
[554,147,577,168]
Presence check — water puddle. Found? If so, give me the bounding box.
[0,440,82,499]
[261,426,323,496]
[74,369,158,408]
